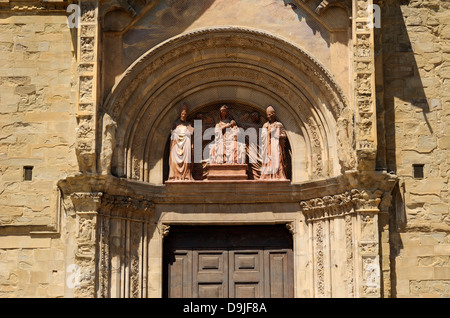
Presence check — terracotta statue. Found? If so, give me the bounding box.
[211,105,245,164]
[168,104,194,181]
[260,106,287,180]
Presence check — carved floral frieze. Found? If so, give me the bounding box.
[301,188,383,222]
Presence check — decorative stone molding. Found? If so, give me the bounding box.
[68,190,154,298]
[301,191,353,222]
[106,27,348,121]
[76,0,99,173]
[97,192,154,298]
[161,224,170,239]
[286,222,296,236]
[100,194,154,214]
[301,187,384,297]
[69,192,102,298]
[353,0,377,171]
[70,192,103,212]
[102,27,354,183]
[351,188,383,211]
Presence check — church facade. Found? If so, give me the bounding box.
[0,0,449,298]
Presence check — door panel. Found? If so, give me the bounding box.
[193,250,228,298]
[164,226,293,298]
[167,250,192,298]
[265,250,293,298]
[229,250,264,298]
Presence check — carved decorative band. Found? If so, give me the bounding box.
[70,192,154,214]
[301,189,383,222]
[100,194,154,214]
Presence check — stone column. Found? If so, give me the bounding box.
[70,192,103,298]
[301,192,355,298]
[301,189,385,298]
[75,0,99,173]
[353,0,378,170]
[97,195,155,298]
[351,189,383,297]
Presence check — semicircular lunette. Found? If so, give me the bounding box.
[101,27,355,185]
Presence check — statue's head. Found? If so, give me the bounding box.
[219,105,230,120]
[266,105,276,122]
[180,103,189,122]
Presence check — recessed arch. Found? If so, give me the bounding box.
[101,26,355,185]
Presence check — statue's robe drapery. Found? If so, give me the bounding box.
[169,121,194,180]
[260,121,287,180]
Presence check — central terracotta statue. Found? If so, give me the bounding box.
[210,105,245,164]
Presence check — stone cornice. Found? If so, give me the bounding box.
[57,170,397,205]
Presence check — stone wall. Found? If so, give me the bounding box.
[381,0,450,297]
[0,0,449,298]
[102,0,352,100]
[0,13,77,297]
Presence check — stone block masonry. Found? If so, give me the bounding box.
[382,0,450,298]
[0,14,78,297]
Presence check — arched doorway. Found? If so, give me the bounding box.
[94,27,364,299]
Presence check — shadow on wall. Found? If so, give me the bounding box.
[379,0,431,174]
[380,0,434,298]
[102,0,216,98]
[282,0,351,47]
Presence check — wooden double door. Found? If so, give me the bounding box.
[163,225,294,298]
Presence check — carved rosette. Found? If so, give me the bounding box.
[301,188,383,297]
[353,0,377,171]
[76,0,99,173]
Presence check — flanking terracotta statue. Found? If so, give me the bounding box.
[168,103,194,181]
[260,106,288,180]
